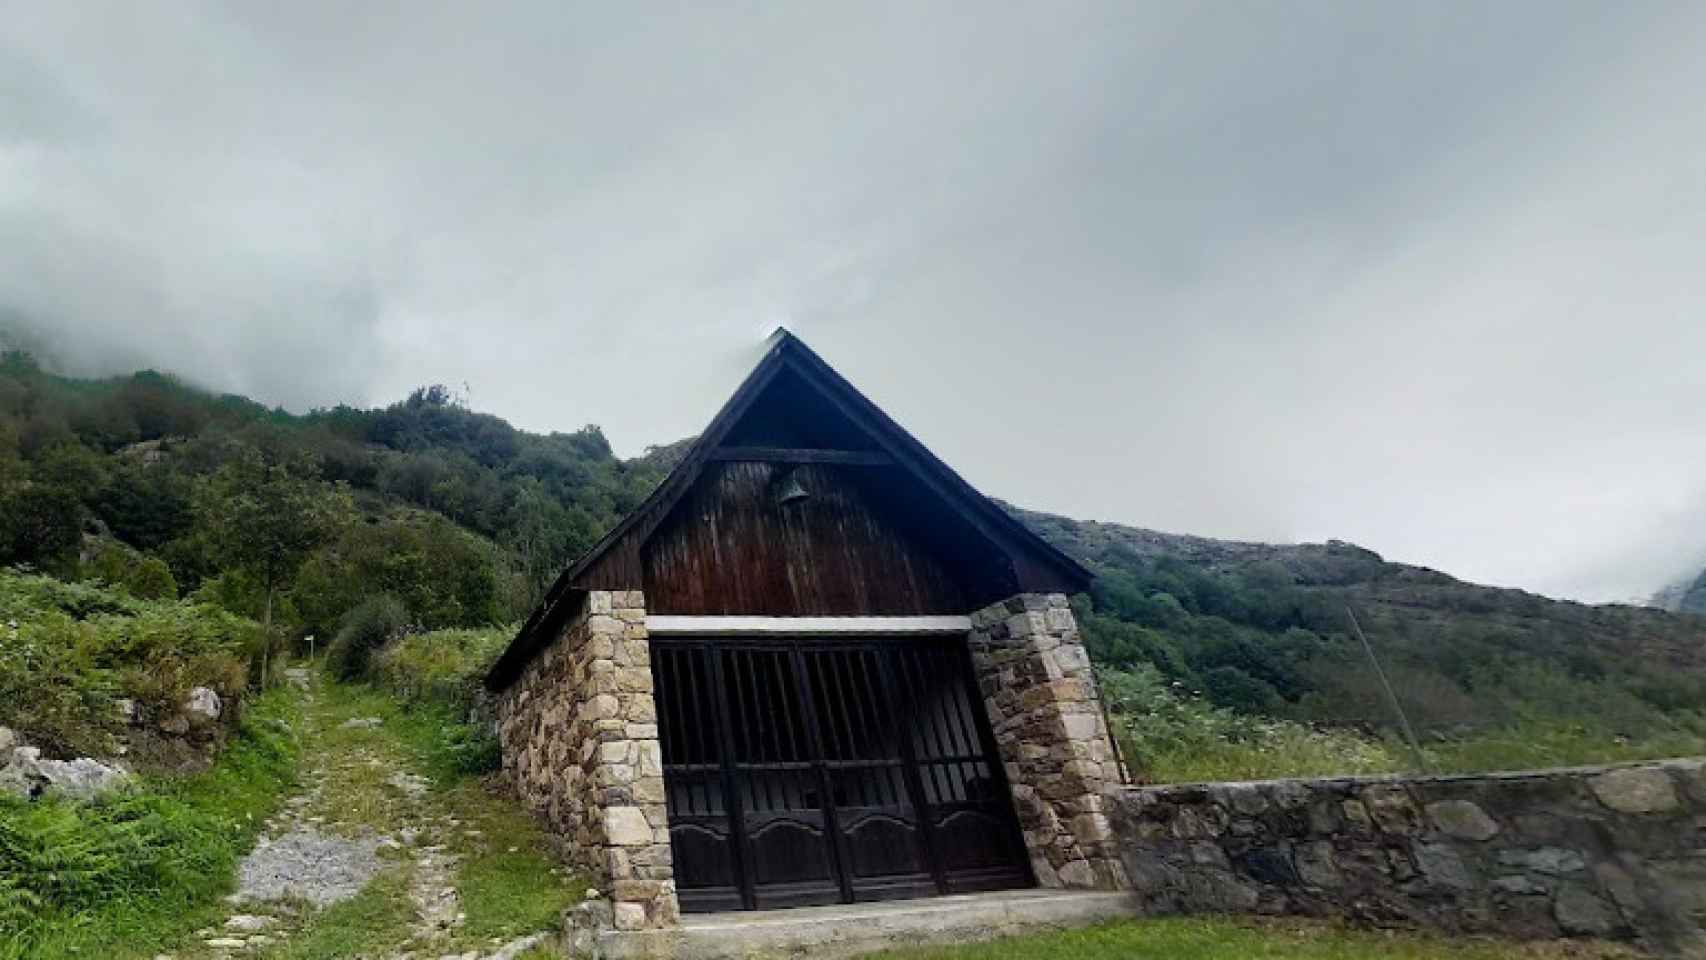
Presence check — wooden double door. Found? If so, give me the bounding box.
[651,636,1032,913]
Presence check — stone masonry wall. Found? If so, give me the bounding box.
[1111,759,1706,956]
[969,593,1128,891]
[494,590,678,931]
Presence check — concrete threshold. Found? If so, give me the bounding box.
[583,889,1139,959]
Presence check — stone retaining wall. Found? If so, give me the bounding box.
[970,594,1127,890]
[1111,759,1706,956]
[494,590,678,930]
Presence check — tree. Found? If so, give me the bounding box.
[195,448,350,682]
[0,484,82,572]
[290,512,502,638]
[83,541,179,600]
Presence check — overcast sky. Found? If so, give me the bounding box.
[3,2,1704,603]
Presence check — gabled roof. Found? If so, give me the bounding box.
[485,328,1092,690]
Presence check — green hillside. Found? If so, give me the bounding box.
[3,349,1703,784]
[0,352,664,641]
[1015,506,1706,780]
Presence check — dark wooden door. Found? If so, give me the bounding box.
[652,636,1032,913]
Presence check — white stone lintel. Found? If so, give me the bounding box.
[645,615,972,637]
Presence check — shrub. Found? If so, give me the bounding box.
[0,485,82,573]
[0,571,261,758]
[327,594,408,680]
[0,572,137,621]
[290,514,504,638]
[367,626,510,782]
[81,542,178,600]
[370,625,509,713]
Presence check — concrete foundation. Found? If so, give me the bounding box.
[565,889,1139,959]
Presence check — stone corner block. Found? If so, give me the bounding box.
[605,806,655,846]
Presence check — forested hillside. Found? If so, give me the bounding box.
[0,353,665,643]
[4,350,1703,784]
[1016,506,1706,779]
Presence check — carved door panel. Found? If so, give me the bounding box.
[653,636,1029,913]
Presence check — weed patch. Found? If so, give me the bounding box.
[0,686,301,960]
[1103,663,1706,784]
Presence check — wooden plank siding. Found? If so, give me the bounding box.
[486,329,1090,692]
[642,461,972,616]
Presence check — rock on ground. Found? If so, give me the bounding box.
[487,933,548,960]
[224,914,274,933]
[0,743,131,801]
[236,827,386,906]
[186,686,223,721]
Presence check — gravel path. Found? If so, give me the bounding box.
[235,828,386,906]
[157,666,551,960]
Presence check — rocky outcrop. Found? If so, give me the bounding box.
[1652,566,1706,615]
[0,683,239,801]
[1111,758,1706,955]
[0,727,132,800]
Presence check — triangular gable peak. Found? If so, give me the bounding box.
[486,328,1090,689]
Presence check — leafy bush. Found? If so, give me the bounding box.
[0,572,138,621]
[291,515,504,638]
[370,625,509,712]
[81,541,178,600]
[0,571,261,757]
[327,594,408,681]
[0,484,82,573]
[366,625,510,780]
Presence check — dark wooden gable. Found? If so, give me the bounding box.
[486,329,1091,689]
[642,368,989,616]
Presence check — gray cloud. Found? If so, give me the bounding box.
[2,1,1703,601]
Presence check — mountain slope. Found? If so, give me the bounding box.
[1652,568,1706,617]
[4,347,1703,751]
[0,353,665,631]
[1012,505,1706,737]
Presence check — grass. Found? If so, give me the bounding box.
[1128,720,1706,786]
[1418,719,1706,775]
[291,671,584,954]
[1128,724,1403,784]
[314,674,498,787]
[1103,664,1706,785]
[4,660,578,960]
[453,805,588,942]
[252,868,415,960]
[0,685,302,960]
[861,917,1644,960]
